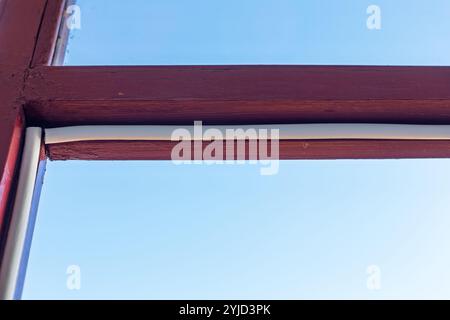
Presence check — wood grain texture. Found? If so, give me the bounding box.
[30,0,66,67]
[25,99,450,127]
[0,0,48,242]
[27,65,450,100]
[24,66,450,127]
[47,140,450,161]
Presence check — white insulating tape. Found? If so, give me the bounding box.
[45,124,450,144]
[0,128,42,300]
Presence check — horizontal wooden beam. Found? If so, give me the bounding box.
[47,140,450,161]
[25,65,450,127]
[24,65,450,160]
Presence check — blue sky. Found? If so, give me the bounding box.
[22,1,450,299]
[23,160,450,299]
[63,0,450,66]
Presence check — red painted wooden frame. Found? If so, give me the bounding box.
[0,0,49,245]
[25,65,450,160]
[2,0,450,245]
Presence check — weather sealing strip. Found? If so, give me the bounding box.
[0,128,42,300]
[45,124,450,144]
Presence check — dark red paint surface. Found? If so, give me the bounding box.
[0,0,49,245]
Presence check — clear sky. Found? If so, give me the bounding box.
[22,0,450,299]
[63,0,450,66]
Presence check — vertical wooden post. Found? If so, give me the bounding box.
[0,0,48,252]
